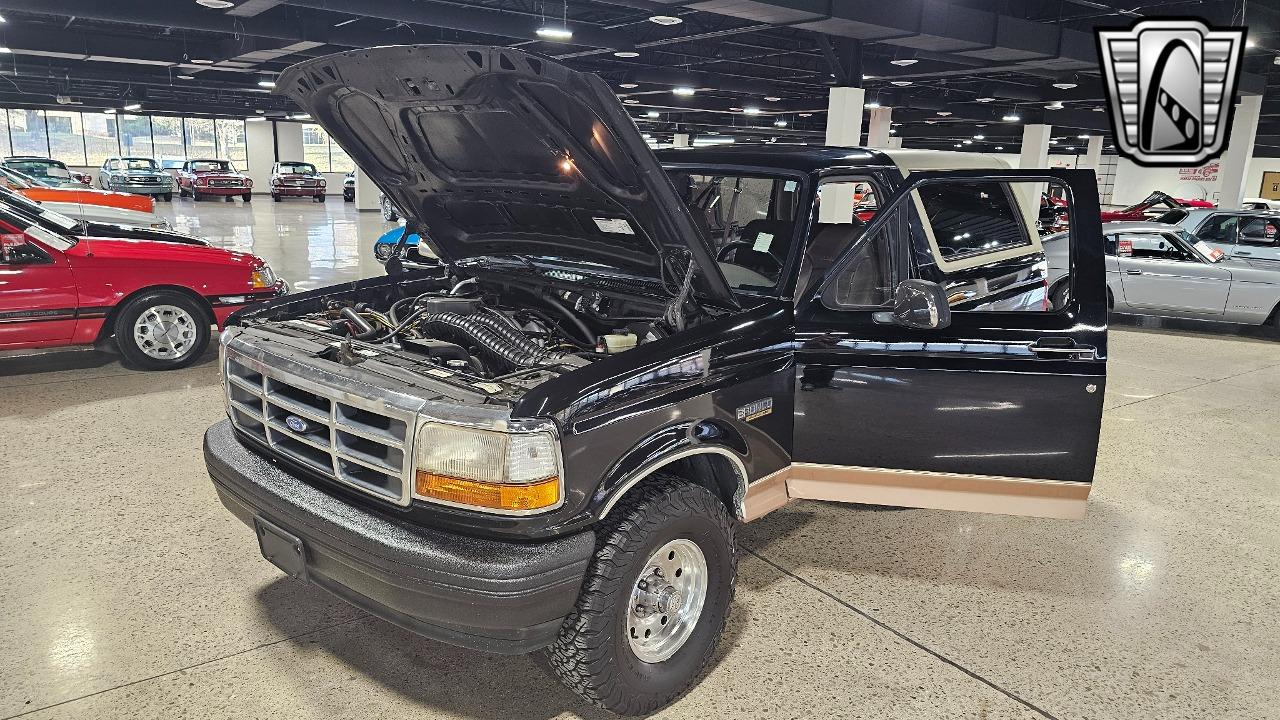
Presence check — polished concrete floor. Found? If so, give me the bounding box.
[2,200,1278,719]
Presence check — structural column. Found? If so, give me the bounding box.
[673,133,690,148]
[1082,135,1104,170]
[354,168,380,212]
[1018,124,1052,170]
[1217,94,1263,209]
[866,106,892,148]
[821,86,866,222]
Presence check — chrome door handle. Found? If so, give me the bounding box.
[1028,343,1097,360]
[1236,251,1252,256]
[1125,269,1143,275]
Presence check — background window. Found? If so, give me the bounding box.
[9,110,49,157]
[184,118,216,158]
[46,111,87,166]
[151,117,185,162]
[0,112,10,157]
[83,113,119,165]
[329,140,354,173]
[118,115,153,157]
[215,119,246,162]
[301,123,331,171]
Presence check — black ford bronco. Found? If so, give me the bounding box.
[205,45,1107,715]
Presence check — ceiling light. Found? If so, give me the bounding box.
[889,128,896,134]
[0,13,7,23]
[693,136,735,146]
[641,133,651,139]
[1048,139,1058,144]
[974,134,984,139]
[924,120,938,124]
[798,112,812,117]
[743,107,761,115]
[102,108,117,115]
[255,109,265,114]
[975,97,996,103]
[774,119,787,127]
[861,74,874,80]
[190,59,214,65]
[290,113,311,120]
[1002,113,1021,122]
[1066,146,1075,151]
[123,103,142,111]
[648,15,682,25]
[890,58,919,67]
[623,99,639,104]
[764,96,781,102]
[246,116,266,122]
[1052,81,1078,90]
[1247,38,1257,48]
[673,87,695,96]
[196,0,235,8]
[1078,134,1090,139]
[0,47,12,54]
[963,139,973,145]
[257,80,276,88]
[936,111,952,116]
[995,146,1004,150]
[613,51,640,58]
[1045,101,1064,110]
[176,74,196,80]
[536,26,573,40]
[646,110,659,118]
[864,101,881,109]
[954,143,962,148]
[619,82,638,89]
[333,18,358,27]
[1092,106,1106,111]
[890,80,913,87]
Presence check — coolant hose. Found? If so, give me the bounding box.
[540,294,595,345]
[341,307,382,340]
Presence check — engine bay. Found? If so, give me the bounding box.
[246,272,703,397]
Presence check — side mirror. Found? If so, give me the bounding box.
[874,279,951,329]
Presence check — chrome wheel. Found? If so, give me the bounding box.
[132,304,198,360]
[626,538,708,663]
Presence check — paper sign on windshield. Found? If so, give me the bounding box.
[752,232,774,252]
[1117,238,1133,256]
[1194,240,1225,262]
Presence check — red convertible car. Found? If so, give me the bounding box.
[1100,190,1215,222]
[176,159,253,202]
[270,161,327,202]
[0,201,285,369]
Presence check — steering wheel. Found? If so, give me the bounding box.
[716,240,784,269]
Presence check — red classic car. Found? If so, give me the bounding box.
[176,159,253,202]
[0,201,285,369]
[1100,190,1215,222]
[270,161,327,202]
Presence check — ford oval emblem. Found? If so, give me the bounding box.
[284,415,310,433]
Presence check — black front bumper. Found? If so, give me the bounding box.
[204,420,594,654]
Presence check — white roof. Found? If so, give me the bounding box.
[881,148,1013,174]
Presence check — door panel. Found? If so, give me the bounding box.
[790,169,1107,519]
[0,238,78,348]
[1116,257,1229,314]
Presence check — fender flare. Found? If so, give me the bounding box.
[598,444,751,521]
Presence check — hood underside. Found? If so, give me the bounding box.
[276,44,733,304]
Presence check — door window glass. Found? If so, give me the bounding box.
[667,170,800,291]
[1118,232,1194,261]
[917,181,1032,260]
[803,178,885,303]
[1238,217,1279,247]
[0,235,50,265]
[1195,214,1238,243]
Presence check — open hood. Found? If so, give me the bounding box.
[276,45,733,305]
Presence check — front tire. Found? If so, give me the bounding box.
[540,477,736,716]
[313,195,325,203]
[162,192,173,202]
[113,291,210,371]
[243,193,252,202]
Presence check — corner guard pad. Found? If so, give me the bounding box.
[743,464,1091,521]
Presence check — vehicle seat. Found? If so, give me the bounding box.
[725,219,795,276]
[795,219,866,299]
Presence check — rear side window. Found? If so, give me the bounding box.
[1195,214,1238,243]
[916,181,1032,260]
[1239,217,1279,246]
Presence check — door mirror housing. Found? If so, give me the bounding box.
[874,279,951,329]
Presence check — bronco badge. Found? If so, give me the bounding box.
[736,398,773,422]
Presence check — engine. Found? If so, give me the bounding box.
[280,279,670,386]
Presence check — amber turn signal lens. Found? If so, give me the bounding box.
[415,472,560,511]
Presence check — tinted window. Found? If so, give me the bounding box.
[1238,217,1279,246]
[1195,214,1238,243]
[277,162,318,175]
[917,182,1031,259]
[189,160,231,172]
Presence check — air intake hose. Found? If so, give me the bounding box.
[421,312,567,370]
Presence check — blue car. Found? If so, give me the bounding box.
[372,226,438,269]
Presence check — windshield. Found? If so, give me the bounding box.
[123,158,158,171]
[278,162,318,175]
[0,205,77,250]
[189,160,233,172]
[0,188,79,233]
[5,159,69,180]
[0,165,45,189]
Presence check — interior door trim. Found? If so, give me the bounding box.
[743,462,1091,522]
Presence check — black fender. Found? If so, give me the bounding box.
[591,420,750,520]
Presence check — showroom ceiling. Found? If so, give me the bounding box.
[0,0,1277,154]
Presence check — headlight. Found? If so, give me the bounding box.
[319,179,327,187]
[249,265,276,289]
[246,179,253,188]
[413,422,562,513]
